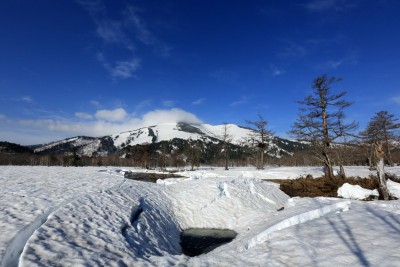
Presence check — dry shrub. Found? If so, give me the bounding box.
[269,175,379,198]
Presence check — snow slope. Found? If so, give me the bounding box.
[0,166,124,267]
[111,122,253,148]
[32,122,309,158]
[1,166,400,266]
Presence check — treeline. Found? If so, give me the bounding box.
[0,139,252,168]
[1,142,399,168]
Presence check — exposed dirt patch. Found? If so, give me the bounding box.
[266,175,379,198]
[124,172,185,183]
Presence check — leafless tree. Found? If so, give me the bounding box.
[289,74,357,178]
[360,110,400,166]
[186,140,201,171]
[246,115,274,169]
[220,122,233,170]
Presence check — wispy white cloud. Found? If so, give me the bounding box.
[0,114,6,120]
[134,99,152,112]
[210,69,240,86]
[270,65,286,76]
[304,0,358,12]
[77,0,170,79]
[97,53,141,79]
[77,0,133,48]
[95,19,133,49]
[109,59,141,79]
[22,67,39,77]
[305,35,345,46]
[4,108,203,144]
[192,98,206,105]
[90,100,101,108]
[279,40,307,58]
[95,108,128,122]
[230,96,248,107]
[162,100,176,107]
[75,112,93,120]
[124,6,171,57]
[315,53,358,70]
[75,0,106,16]
[15,96,34,103]
[391,96,400,105]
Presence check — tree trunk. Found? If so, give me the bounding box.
[339,164,346,179]
[377,157,389,200]
[191,161,195,171]
[376,143,389,200]
[224,146,229,170]
[323,152,334,178]
[386,144,393,167]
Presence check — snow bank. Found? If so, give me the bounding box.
[18,174,289,266]
[388,179,400,198]
[337,180,400,200]
[338,183,379,200]
[243,200,351,250]
[166,177,289,231]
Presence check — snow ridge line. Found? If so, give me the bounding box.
[243,200,351,250]
[1,198,75,267]
[1,178,126,267]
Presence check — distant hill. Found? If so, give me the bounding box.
[32,122,309,158]
[0,141,33,154]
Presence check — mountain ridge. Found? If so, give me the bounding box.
[5,122,309,158]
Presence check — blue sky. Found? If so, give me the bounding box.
[1,0,399,145]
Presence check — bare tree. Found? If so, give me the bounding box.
[360,111,400,166]
[246,115,274,170]
[220,122,233,170]
[186,140,201,171]
[289,74,357,178]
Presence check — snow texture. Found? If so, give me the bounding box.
[1,166,400,266]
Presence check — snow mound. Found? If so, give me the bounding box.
[338,183,379,200]
[388,180,400,198]
[166,177,289,231]
[243,200,351,250]
[18,176,289,266]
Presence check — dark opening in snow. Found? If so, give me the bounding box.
[123,172,184,183]
[180,228,237,257]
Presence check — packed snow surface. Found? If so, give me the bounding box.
[1,166,400,266]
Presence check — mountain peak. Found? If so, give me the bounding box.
[31,122,308,158]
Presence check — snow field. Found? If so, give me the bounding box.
[1,166,400,266]
[0,166,125,267]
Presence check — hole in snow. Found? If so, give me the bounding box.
[123,172,185,183]
[180,228,237,257]
[122,205,143,234]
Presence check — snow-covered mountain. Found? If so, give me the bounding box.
[32,122,307,157]
[111,122,251,148]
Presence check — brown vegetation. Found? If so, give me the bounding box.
[268,173,400,199]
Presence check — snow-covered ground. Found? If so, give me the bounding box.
[1,166,400,266]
